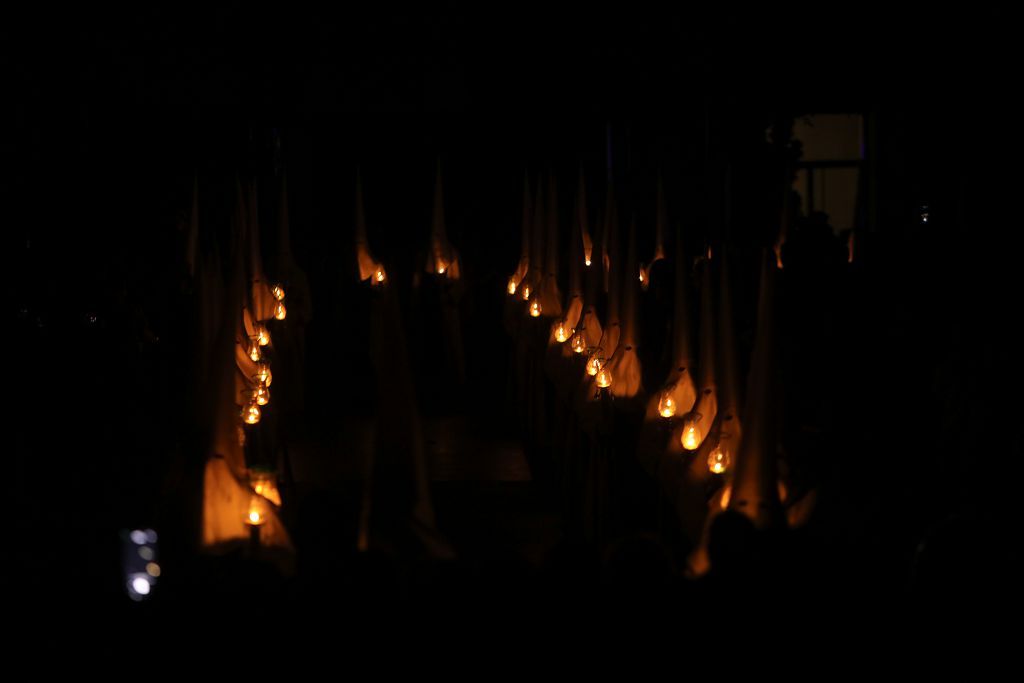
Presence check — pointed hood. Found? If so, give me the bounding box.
[639,174,668,289]
[648,222,698,422]
[275,174,296,281]
[245,180,276,321]
[606,216,642,399]
[578,166,593,268]
[427,160,459,278]
[528,168,546,292]
[728,249,785,528]
[539,171,563,318]
[686,257,719,451]
[510,170,532,289]
[355,169,382,282]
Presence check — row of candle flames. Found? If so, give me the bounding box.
[242,284,288,528]
[507,273,732,477]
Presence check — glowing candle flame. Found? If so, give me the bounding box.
[242,402,261,425]
[256,324,270,347]
[274,301,287,321]
[272,284,286,301]
[658,393,676,418]
[529,300,542,317]
[255,362,272,387]
[555,322,569,343]
[596,366,612,388]
[586,355,602,376]
[507,278,517,295]
[639,267,645,283]
[521,285,531,301]
[708,443,730,474]
[571,332,587,354]
[681,416,702,450]
[374,266,386,283]
[246,494,268,526]
[254,382,270,406]
[248,341,262,362]
[585,258,592,267]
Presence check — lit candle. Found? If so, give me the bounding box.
[586,355,602,376]
[255,361,272,387]
[242,402,261,425]
[272,284,286,301]
[555,321,569,343]
[254,382,270,406]
[529,300,542,317]
[571,331,587,354]
[256,324,270,347]
[274,301,287,320]
[681,415,702,450]
[245,494,268,526]
[248,339,262,362]
[707,443,730,474]
[521,285,531,301]
[658,393,676,418]
[374,266,387,284]
[507,278,517,295]
[596,366,612,388]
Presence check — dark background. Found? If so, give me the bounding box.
[7,6,1018,615]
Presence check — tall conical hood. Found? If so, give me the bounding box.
[529,170,546,290]
[245,180,276,321]
[514,170,532,284]
[427,160,459,278]
[275,174,295,280]
[577,166,593,269]
[607,216,643,399]
[728,249,784,528]
[539,171,562,317]
[355,169,380,281]
[717,251,742,419]
[654,172,667,262]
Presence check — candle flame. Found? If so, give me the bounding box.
[571,332,587,354]
[682,421,701,450]
[658,393,676,418]
[243,403,261,425]
[529,301,542,317]
[708,443,730,474]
